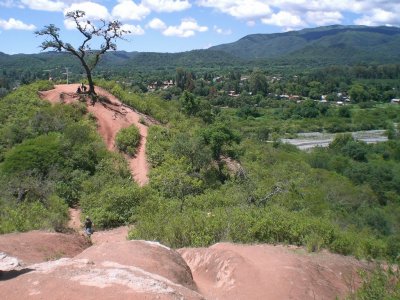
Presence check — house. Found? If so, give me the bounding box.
[228,90,240,97]
[391,98,400,104]
[147,82,158,92]
[162,80,174,89]
[289,95,300,101]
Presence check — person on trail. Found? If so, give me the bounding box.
[76,86,82,94]
[84,216,93,236]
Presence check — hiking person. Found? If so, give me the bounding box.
[84,216,93,236]
[76,86,82,94]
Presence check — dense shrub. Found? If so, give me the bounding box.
[80,183,142,228]
[1,133,62,176]
[348,266,400,299]
[0,195,68,233]
[115,125,141,156]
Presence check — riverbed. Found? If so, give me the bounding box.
[281,130,388,150]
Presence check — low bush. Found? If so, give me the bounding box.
[115,125,141,156]
[0,195,68,233]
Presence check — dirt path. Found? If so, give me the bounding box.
[67,208,81,230]
[40,84,150,186]
[67,207,128,245]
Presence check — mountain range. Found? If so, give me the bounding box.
[1,25,400,76]
[210,25,400,63]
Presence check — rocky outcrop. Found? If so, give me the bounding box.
[75,240,198,291]
[0,230,370,300]
[179,243,368,300]
[0,231,90,264]
[0,253,22,272]
[0,239,203,300]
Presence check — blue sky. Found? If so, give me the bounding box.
[0,0,399,54]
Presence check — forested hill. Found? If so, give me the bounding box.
[0,49,241,72]
[2,25,400,87]
[209,25,400,65]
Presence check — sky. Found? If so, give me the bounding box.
[0,0,400,54]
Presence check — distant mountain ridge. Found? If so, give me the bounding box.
[209,25,400,64]
[1,25,400,75]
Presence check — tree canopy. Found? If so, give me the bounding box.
[35,10,129,97]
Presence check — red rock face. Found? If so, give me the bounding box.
[0,231,90,264]
[179,243,368,300]
[0,239,203,300]
[1,230,369,300]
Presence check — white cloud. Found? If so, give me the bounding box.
[121,24,145,35]
[0,17,36,30]
[147,18,167,30]
[162,18,208,38]
[64,2,111,30]
[0,0,18,8]
[355,8,400,27]
[213,25,231,35]
[196,0,400,30]
[21,0,65,12]
[141,0,191,12]
[306,11,343,26]
[261,11,306,30]
[112,0,150,21]
[197,0,272,19]
[64,2,110,19]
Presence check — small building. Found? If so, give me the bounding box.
[213,76,223,83]
[228,90,239,97]
[162,80,174,89]
[391,98,400,104]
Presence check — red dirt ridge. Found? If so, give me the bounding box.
[39,84,151,186]
[0,229,370,299]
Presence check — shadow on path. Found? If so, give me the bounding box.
[0,268,34,281]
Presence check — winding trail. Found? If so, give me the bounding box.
[67,208,82,230]
[40,84,151,186]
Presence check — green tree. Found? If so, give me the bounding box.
[349,84,369,103]
[180,91,199,116]
[338,106,352,118]
[249,71,268,96]
[201,123,241,159]
[151,157,204,212]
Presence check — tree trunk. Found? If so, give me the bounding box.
[82,64,96,95]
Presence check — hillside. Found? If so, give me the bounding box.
[1,25,400,83]
[0,49,241,75]
[210,25,400,65]
[39,84,151,186]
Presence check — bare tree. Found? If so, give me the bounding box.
[36,10,129,99]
